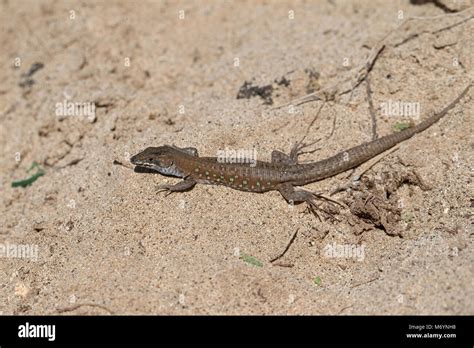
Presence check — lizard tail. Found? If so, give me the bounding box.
[412,83,471,134]
[299,83,471,182]
[367,82,471,152]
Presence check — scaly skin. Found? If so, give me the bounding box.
[130,84,471,218]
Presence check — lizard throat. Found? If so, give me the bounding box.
[150,165,184,177]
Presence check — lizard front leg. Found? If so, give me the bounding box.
[172,146,199,157]
[157,177,197,196]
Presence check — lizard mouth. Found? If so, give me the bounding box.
[129,154,141,165]
[130,155,154,167]
[131,161,162,171]
[130,157,180,176]
[134,162,154,168]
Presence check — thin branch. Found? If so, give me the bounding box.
[365,76,378,140]
[273,6,474,109]
[270,228,299,263]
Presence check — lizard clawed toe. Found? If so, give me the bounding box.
[304,192,343,222]
[290,139,322,161]
[311,192,345,208]
[305,198,340,222]
[304,199,323,222]
[156,185,174,196]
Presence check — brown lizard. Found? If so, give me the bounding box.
[130,84,471,217]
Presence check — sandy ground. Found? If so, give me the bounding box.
[0,0,473,315]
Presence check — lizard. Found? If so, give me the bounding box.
[130,84,471,218]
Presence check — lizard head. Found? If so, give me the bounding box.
[130,146,184,177]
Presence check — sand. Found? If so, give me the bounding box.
[0,0,473,315]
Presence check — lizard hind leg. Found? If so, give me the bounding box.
[271,139,321,166]
[289,139,321,163]
[277,183,343,221]
[271,150,297,165]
